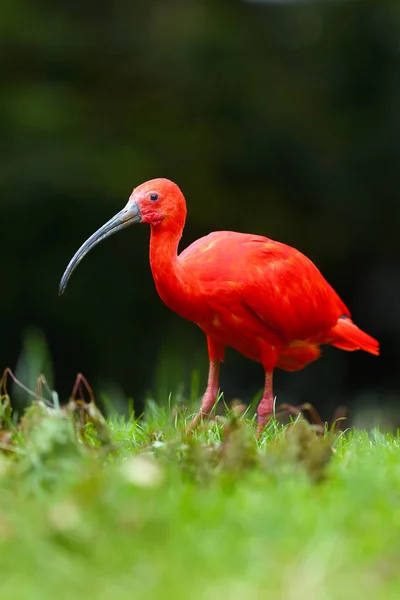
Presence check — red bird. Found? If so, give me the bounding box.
[59,178,379,428]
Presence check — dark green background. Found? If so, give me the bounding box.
[2,0,399,418]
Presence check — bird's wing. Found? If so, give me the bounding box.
[180,232,349,342]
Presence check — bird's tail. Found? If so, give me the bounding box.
[330,316,379,356]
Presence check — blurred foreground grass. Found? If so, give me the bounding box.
[0,385,399,600]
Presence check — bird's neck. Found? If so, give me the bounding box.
[149,220,194,320]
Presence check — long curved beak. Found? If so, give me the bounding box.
[59,201,141,295]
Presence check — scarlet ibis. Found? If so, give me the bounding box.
[59,178,379,428]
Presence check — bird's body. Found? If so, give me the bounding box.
[60,178,379,428]
[150,228,377,370]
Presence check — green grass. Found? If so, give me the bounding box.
[0,392,399,600]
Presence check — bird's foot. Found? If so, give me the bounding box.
[256,403,347,436]
[275,403,325,429]
[188,411,204,429]
[256,413,272,437]
[187,410,217,433]
[256,403,322,436]
[275,403,347,433]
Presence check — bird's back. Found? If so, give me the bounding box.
[179,231,349,342]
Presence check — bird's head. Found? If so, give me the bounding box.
[130,178,187,227]
[58,178,186,295]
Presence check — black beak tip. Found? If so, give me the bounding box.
[58,277,67,296]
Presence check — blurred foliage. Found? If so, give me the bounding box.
[0,396,398,597]
[1,0,399,415]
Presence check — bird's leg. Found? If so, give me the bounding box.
[190,359,220,428]
[257,371,274,432]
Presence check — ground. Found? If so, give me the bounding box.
[0,387,399,600]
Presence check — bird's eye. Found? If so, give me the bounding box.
[150,193,159,201]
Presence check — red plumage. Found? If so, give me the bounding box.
[60,178,379,429]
